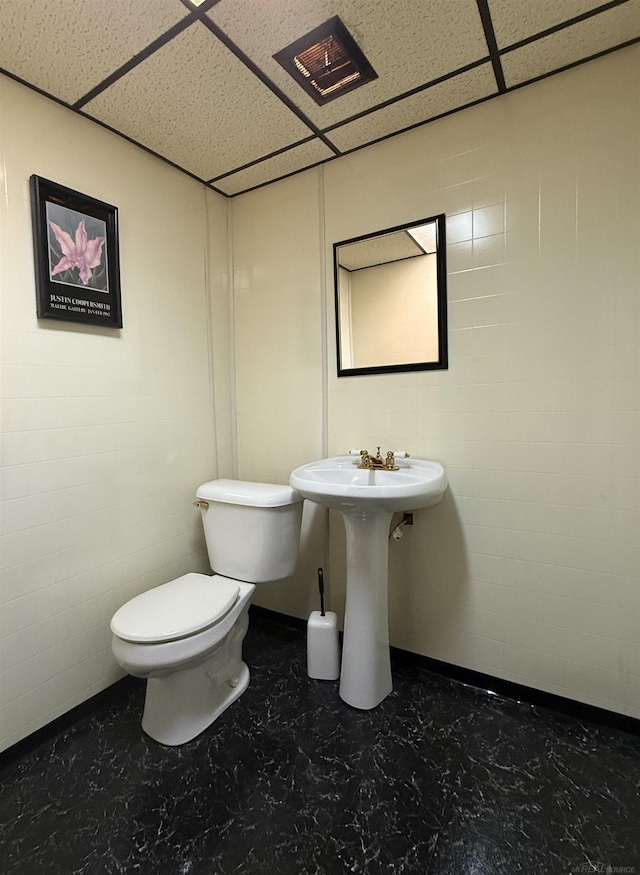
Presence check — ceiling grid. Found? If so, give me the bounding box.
[0,0,638,196]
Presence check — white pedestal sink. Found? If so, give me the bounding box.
[290,455,447,709]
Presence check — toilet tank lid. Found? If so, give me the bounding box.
[110,573,239,643]
[196,479,303,507]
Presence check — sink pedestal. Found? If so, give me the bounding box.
[290,455,447,712]
[339,510,393,710]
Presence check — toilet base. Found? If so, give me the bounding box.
[141,606,251,746]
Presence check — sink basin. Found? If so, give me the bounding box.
[290,454,447,711]
[290,455,447,515]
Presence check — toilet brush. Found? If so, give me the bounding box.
[307,567,340,680]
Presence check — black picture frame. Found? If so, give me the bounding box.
[333,213,448,377]
[31,175,122,328]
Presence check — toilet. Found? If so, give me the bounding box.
[110,479,303,746]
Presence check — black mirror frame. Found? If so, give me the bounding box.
[333,213,448,377]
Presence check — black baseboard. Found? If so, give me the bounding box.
[3,608,637,769]
[250,605,640,738]
[250,603,308,631]
[391,648,640,737]
[0,676,141,770]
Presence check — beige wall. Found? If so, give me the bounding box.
[0,77,231,751]
[1,41,638,752]
[349,255,439,367]
[231,173,326,618]
[233,45,640,718]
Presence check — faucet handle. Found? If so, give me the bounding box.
[349,448,410,459]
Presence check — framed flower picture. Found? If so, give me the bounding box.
[31,175,122,328]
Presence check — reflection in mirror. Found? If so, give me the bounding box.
[334,214,447,376]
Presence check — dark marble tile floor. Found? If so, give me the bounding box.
[1,612,639,874]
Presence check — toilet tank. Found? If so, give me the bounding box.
[195,479,303,583]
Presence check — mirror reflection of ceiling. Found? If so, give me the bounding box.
[339,225,436,271]
[2,0,638,197]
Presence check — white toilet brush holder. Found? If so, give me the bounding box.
[307,568,340,681]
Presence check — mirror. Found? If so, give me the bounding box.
[334,214,448,376]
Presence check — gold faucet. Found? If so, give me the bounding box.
[358,447,406,471]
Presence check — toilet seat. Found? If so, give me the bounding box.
[110,573,239,644]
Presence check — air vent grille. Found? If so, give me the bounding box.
[274,16,377,105]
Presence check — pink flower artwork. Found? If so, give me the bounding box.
[49,219,105,286]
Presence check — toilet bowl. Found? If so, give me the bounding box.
[110,479,303,746]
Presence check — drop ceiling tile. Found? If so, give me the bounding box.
[488,0,607,49]
[83,21,313,181]
[213,138,335,195]
[208,0,488,129]
[338,232,424,270]
[326,63,497,154]
[501,1,640,88]
[0,0,188,104]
